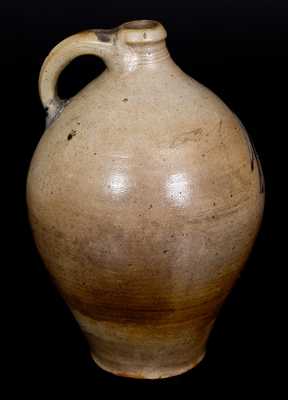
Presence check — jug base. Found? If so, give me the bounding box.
[91,351,205,379]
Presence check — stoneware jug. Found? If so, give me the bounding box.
[27,20,265,379]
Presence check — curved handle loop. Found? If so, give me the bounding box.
[39,30,120,126]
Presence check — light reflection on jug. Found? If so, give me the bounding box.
[166,173,191,207]
[106,171,130,197]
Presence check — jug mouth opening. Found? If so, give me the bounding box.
[122,20,159,30]
[119,20,167,44]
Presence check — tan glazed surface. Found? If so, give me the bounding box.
[27,20,265,379]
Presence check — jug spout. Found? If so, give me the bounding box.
[117,19,167,44]
[93,20,170,72]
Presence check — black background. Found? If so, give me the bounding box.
[3,0,284,390]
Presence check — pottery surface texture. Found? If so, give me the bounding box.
[27,20,264,379]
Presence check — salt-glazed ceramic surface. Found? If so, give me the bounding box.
[27,20,265,379]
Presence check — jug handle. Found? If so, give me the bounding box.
[38,30,118,127]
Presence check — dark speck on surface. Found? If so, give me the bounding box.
[67,129,77,141]
[163,250,168,254]
[95,31,111,42]
[122,98,128,102]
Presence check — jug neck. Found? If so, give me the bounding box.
[127,40,170,67]
[93,20,173,73]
